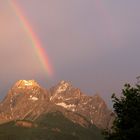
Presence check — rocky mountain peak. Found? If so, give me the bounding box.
[49,80,81,102]
[56,80,72,93]
[0,80,114,129]
[0,80,49,123]
[13,80,40,89]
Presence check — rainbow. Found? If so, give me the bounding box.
[10,0,53,77]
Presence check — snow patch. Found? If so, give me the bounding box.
[72,108,76,112]
[29,95,38,101]
[57,82,69,93]
[50,96,53,101]
[65,98,72,101]
[56,102,76,109]
[23,80,34,86]
[92,106,95,109]
[17,80,39,88]
[91,120,93,124]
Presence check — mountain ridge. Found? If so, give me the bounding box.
[0,80,114,130]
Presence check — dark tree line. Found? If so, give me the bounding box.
[104,83,140,140]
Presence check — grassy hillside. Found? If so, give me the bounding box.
[0,111,104,140]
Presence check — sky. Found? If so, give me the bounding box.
[0,0,140,107]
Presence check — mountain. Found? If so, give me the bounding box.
[0,80,49,123]
[49,81,114,129]
[0,80,114,140]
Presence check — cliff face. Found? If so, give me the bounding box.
[49,81,114,129]
[0,80,49,123]
[0,80,114,129]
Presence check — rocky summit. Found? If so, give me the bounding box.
[50,81,114,129]
[0,80,49,123]
[0,80,114,140]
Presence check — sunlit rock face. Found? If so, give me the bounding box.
[49,81,114,129]
[14,80,40,89]
[0,80,114,129]
[0,80,49,123]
